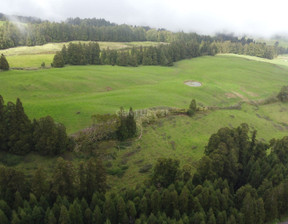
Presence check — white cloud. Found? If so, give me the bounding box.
[1,0,288,36]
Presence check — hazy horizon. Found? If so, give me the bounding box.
[2,0,288,38]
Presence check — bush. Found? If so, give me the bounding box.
[139,164,152,173]
[277,86,288,102]
[107,165,129,177]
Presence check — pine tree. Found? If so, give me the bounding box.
[59,205,71,224]
[0,54,9,71]
[69,200,83,224]
[103,196,116,224]
[47,210,57,224]
[0,95,6,151]
[52,52,65,68]
[126,107,137,138]
[126,200,136,223]
[11,210,20,224]
[84,207,93,224]
[93,205,102,224]
[33,116,69,155]
[0,209,9,224]
[187,99,197,117]
[116,196,128,224]
[51,158,76,198]
[5,98,32,155]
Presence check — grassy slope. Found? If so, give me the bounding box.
[2,53,288,189]
[1,55,288,133]
[108,102,288,190]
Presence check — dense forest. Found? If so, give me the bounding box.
[0,96,288,223]
[1,117,288,223]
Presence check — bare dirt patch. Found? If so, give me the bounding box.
[240,87,258,97]
[232,91,249,101]
[225,93,238,98]
[184,81,202,87]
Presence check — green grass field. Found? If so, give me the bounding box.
[2,53,288,189]
[1,54,288,133]
[108,102,288,190]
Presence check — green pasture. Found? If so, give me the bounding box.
[6,54,54,68]
[2,53,288,188]
[108,102,288,190]
[223,53,288,67]
[1,54,288,134]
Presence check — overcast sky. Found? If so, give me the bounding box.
[1,0,288,37]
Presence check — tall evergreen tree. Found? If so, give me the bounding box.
[187,99,197,117]
[52,52,65,68]
[126,107,137,138]
[0,54,9,71]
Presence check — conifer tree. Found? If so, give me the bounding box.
[93,205,102,224]
[126,107,137,138]
[0,95,6,151]
[52,52,65,68]
[58,205,71,224]
[0,209,9,224]
[187,99,197,117]
[0,54,9,71]
[51,158,76,198]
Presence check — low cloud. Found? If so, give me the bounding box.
[1,0,288,37]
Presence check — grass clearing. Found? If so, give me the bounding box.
[6,54,54,68]
[108,102,288,190]
[1,55,288,133]
[2,53,288,189]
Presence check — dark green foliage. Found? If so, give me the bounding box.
[51,158,76,199]
[0,122,288,223]
[0,96,71,155]
[31,167,49,199]
[33,116,69,155]
[0,54,9,71]
[52,52,65,68]
[60,42,101,66]
[152,158,180,187]
[116,107,137,141]
[187,99,197,116]
[58,205,71,224]
[78,159,106,199]
[277,86,288,102]
[5,98,33,155]
[0,209,9,224]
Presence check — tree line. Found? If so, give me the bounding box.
[52,38,285,69]
[1,14,287,61]
[1,124,288,223]
[52,40,217,67]
[0,19,173,49]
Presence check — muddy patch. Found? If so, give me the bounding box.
[225,93,238,98]
[184,81,202,87]
[105,86,112,91]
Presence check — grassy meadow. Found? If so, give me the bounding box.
[1,55,288,134]
[2,50,288,188]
